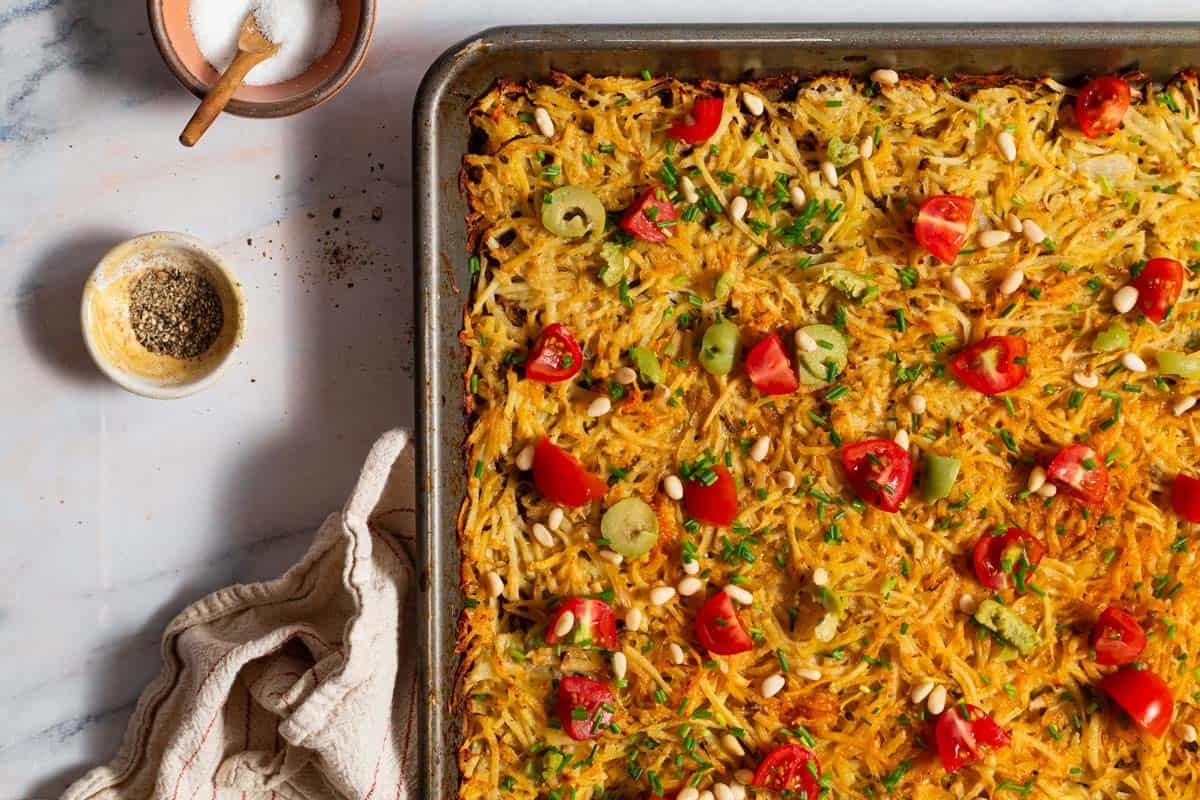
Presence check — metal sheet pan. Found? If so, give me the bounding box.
[413,23,1199,799]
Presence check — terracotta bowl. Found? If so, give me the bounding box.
[148,0,375,117]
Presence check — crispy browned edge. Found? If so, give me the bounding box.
[448,65,1197,789]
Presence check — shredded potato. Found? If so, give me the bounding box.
[456,70,1200,799]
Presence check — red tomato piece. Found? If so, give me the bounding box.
[972,528,1045,591]
[682,464,738,527]
[555,675,615,741]
[619,185,677,244]
[545,598,618,650]
[840,439,915,513]
[752,744,822,799]
[1132,257,1184,324]
[1172,474,1200,523]
[532,437,608,508]
[915,195,975,264]
[694,591,754,655]
[1098,666,1174,737]
[950,336,1029,396]
[1046,444,1109,506]
[1076,76,1132,139]
[934,704,1011,773]
[746,334,799,395]
[1090,607,1147,666]
[668,96,725,144]
[525,323,583,382]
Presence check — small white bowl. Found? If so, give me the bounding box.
[81,232,245,399]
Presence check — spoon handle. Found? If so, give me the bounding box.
[179,49,268,147]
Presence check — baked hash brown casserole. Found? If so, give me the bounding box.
[456,68,1200,800]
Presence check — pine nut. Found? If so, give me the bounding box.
[587,396,612,417]
[714,783,734,800]
[796,667,823,681]
[795,329,819,352]
[1073,370,1099,389]
[789,184,807,210]
[910,680,936,704]
[598,549,624,566]
[700,791,714,800]
[750,435,771,462]
[908,393,927,414]
[997,130,1017,162]
[669,642,686,665]
[741,92,765,116]
[1037,482,1058,498]
[776,470,797,489]
[1006,213,1024,234]
[547,507,564,531]
[678,789,700,800]
[652,383,671,402]
[1174,396,1197,416]
[681,175,700,204]
[820,160,839,188]
[999,269,1025,296]
[947,274,971,301]
[553,610,576,637]
[721,734,745,757]
[871,68,900,86]
[533,107,555,138]
[678,576,704,596]
[515,444,535,471]
[927,685,948,715]
[683,558,701,575]
[1027,466,1047,493]
[729,785,747,800]
[893,428,910,449]
[532,522,555,548]
[663,474,685,500]
[612,651,628,680]
[1112,284,1139,314]
[812,567,830,587]
[650,586,677,606]
[729,195,748,222]
[1181,722,1198,743]
[1021,218,1047,245]
[725,585,754,605]
[978,230,1012,249]
[1122,352,1148,373]
[958,593,977,614]
[859,136,874,159]
[614,366,638,384]
[761,673,786,698]
[484,571,504,598]
[625,607,644,632]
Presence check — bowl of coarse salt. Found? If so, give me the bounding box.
[149,0,375,118]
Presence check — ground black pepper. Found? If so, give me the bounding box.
[128,268,223,359]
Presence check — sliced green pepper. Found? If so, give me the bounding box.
[1093,323,1129,352]
[797,324,848,386]
[600,497,659,558]
[713,270,735,300]
[974,599,1040,655]
[598,242,627,287]
[921,453,961,502]
[821,268,879,303]
[826,137,860,168]
[628,347,664,385]
[700,320,739,376]
[1156,350,1200,380]
[541,185,606,239]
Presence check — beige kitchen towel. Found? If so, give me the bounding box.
[62,429,416,800]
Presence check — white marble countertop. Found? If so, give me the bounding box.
[0,1,1196,797]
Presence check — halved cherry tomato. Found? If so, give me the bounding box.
[1171,473,1200,523]
[1098,666,1174,737]
[973,528,1045,591]
[915,194,975,264]
[1090,607,1147,666]
[840,439,914,513]
[555,675,615,741]
[934,704,1010,772]
[950,336,1029,396]
[545,598,618,650]
[532,437,608,508]
[682,464,738,527]
[1046,444,1109,506]
[694,591,753,655]
[746,333,799,395]
[525,323,583,382]
[1076,76,1132,139]
[752,744,821,798]
[1132,257,1184,324]
[668,96,725,144]
[619,185,677,244]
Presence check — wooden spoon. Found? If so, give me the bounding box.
[179,13,279,147]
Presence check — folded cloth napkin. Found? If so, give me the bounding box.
[62,430,416,800]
